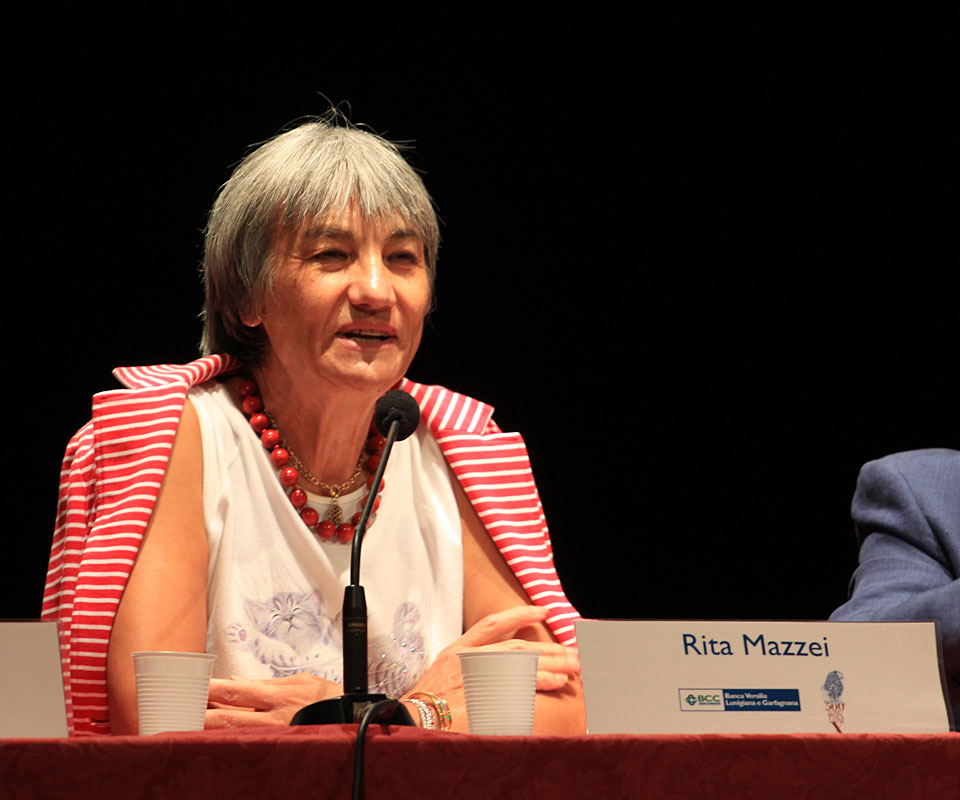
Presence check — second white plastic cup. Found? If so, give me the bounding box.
[132,651,215,736]
[457,650,539,735]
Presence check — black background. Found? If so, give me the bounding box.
[9,13,957,626]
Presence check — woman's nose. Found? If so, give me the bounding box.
[347,254,395,311]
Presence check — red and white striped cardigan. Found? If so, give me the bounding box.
[42,354,579,736]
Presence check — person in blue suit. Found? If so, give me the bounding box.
[831,448,959,718]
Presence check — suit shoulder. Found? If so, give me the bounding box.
[859,449,960,495]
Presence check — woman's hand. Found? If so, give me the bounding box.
[452,604,579,690]
[404,605,581,732]
[205,673,343,728]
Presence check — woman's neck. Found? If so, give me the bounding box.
[246,366,377,490]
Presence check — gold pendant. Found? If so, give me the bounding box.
[327,502,343,526]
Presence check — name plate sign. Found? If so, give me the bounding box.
[0,620,68,737]
[575,619,952,734]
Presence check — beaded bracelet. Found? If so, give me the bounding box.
[407,691,452,732]
[402,697,436,729]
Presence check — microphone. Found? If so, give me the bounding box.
[351,390,421,585]
[374,389,421,441]
[290,390,421,727]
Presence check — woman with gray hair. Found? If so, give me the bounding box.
[43,115,583,736]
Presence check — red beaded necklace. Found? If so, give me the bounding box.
[237,379,385,544]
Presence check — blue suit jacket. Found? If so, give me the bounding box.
[830,448,960,718]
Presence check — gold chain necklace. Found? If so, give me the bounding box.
[238,378,386,543]
[265,411,366,525]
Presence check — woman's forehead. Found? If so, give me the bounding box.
[297,203,419,239]
[275,209,423,252]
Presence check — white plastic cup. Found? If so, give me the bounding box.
[457,650,539,735]
[132,651,215,735]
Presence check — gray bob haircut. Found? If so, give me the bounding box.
[201,116,439,364]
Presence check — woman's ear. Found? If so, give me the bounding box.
[240,303,263,328]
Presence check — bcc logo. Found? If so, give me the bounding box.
[684,693,723,706]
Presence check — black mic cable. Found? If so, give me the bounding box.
[352,698,403,800]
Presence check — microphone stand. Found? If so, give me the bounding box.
[290,412,413,727]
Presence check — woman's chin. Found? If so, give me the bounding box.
[317,362,407,397]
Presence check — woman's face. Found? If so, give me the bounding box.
[248,203,431,397]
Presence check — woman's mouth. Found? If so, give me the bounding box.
[338,329,393,343]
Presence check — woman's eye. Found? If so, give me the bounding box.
[310,249,349,263]
[388,251,419,265]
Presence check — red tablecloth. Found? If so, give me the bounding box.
[2,726,958,799]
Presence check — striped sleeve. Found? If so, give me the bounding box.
[42,420,97,735]
[41,355,237,736]
[403,377,579,646]
[42,383,192,736]
[435,429,579,646]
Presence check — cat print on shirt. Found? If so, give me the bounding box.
[225,589,426,697]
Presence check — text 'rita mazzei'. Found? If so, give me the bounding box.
[682,633,831,657]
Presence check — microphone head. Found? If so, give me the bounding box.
[374,390,421,441]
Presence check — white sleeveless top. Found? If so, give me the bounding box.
[190,381,463,697]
